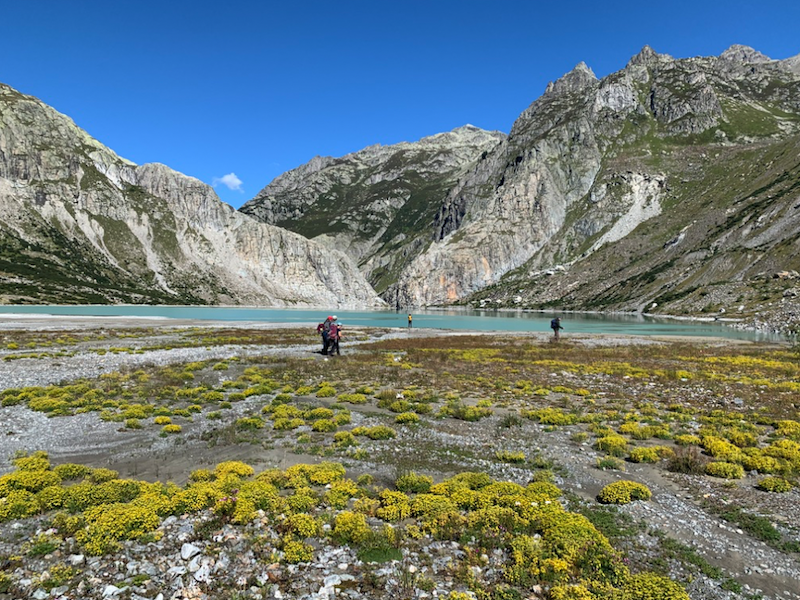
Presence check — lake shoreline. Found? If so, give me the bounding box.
[0,314,779,348]
[0,305,784,342]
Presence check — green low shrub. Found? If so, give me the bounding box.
[236,417,265,430]
[756,476,792,493]
[338,393,367,404]
[666,446,707,475]
[396,471,433,493]
[495,450,525,463]
[76,503,160,555]
[705,461,744,480]
[628,447,661,463]
[332,510,372,544]
[621,572,690,600]
[597,480,652,504]
[595,434,628,457]
[674,434,701,446]
[353,425,396,440]
[395,412,420,425]
[596,456,626,471]
[312,419,338,432]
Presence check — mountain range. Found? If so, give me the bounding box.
[2,45,799,331]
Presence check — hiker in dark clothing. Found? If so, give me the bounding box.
[550,317,563,341]
[316,315,337,354]
[408,314,413,329]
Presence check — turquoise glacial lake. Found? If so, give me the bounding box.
[0,305,784,342]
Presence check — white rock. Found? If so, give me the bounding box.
[316,585,332,600]
[194,563,212,583]
[167,565,187,577]
[187,556,201,572]
[181,542,202,560]
[102,584,122,597]
[213,553,230,572]
[68,554,85,566]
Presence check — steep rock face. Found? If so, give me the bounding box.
[0,83,382,307]
[390,63,608,306]
[389,45,800,308]
[240,126,504,293]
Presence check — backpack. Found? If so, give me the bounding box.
[550,319,559,329]
[323,320,332,333]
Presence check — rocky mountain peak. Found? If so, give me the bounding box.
[416,124,506,148]
[719,44,771,64]
[626,45,671,68]
[264,155,336,195]
[545,61,598,95]
[780,53,800,75]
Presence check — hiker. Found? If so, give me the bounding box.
[316,315,337,354]
[550,317,563,341]
[407,314,412,329]
[328,321,343,355]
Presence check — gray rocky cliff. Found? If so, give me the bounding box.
[388,45,800,308]
[0,83,383,307]
[240,125,504,294]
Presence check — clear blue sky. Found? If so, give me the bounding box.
[2,0,799,208]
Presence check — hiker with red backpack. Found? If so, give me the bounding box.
[328,321,343,355]
[316,315,337,354]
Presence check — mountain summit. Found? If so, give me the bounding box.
[240,125,504,295]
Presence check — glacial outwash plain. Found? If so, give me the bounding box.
[1,43,800,600]
[0,321,799,600]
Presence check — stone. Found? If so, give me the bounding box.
[193,563,212,583]
[187,556,202,572]
[181,543,202,561]
[167,566,188,578]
